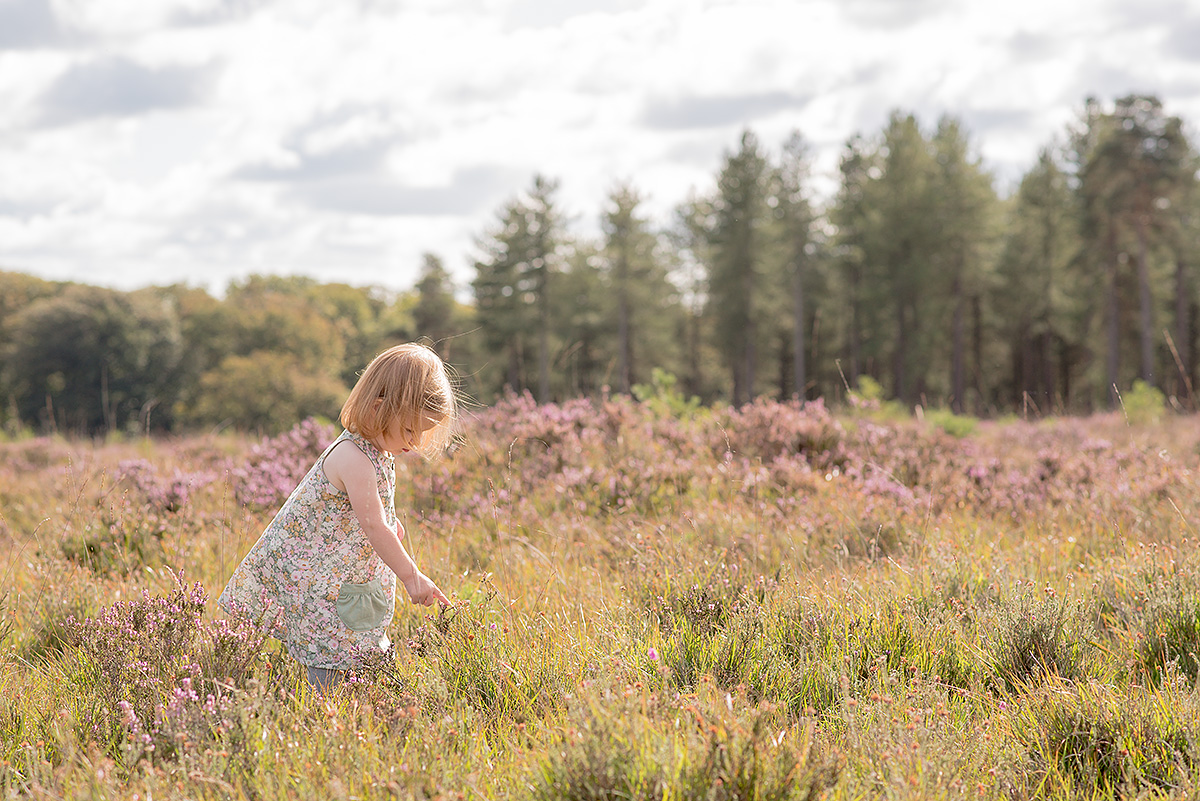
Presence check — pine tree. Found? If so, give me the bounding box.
[829,135,877,388]
[996,148,1081,412]
[413,253,458,358]
[671,195,719,401]
[601,183,675,394]
[770,131,818,399]
[552,242,608,397]
[708,130,771,406]
[471,175,565,400]
[864,114,941,404]
[929,116,998,413]
[1073,95,1191,404]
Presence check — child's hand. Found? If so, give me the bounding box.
[403,571,451,607]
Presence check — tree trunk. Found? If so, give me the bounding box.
[848,265,861,387]
[743,316,756,405]
[1135,215,1155,386]
[616,248,631,395]
[894,298,909,404]
[1014,319,1029,410]
[743,269,756,408]
[507,337,522,393]
[101,362,113,434]
[950,266,965,413]
[1017,315,1033,408]
[778,330,790,400]
[1192,300,1200,401]
[971,295,983,415]
[538,303,550,403]
[1175,252,1190,401]
[792,256,806,400]
[1040,332,1056,412]
[684,311,701,400]
[1106,226,1121,407]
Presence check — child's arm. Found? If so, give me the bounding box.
[323,441,451,607]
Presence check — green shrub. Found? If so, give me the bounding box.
[1121,380,1166,425]
[1022,687,1198,796]
[20,597,92,663]
[850,605,977,690]
[632,368,703,419]
[848,375,909,421]
[1139,599,1200,687]
[925,407,978,438]
[987,594,1094,693]
[60,503,168,576]
[401,595,569,729]
[532,694,839,801]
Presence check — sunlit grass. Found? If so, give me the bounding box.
[3,397,1200,798]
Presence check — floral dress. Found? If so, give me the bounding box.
[218,431,397,670]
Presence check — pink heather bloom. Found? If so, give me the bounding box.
[647,646,659,662]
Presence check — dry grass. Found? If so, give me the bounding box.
[3,397,1200,799]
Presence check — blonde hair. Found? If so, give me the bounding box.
[340,343,457,456]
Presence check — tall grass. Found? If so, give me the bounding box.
[3,396,1200,798]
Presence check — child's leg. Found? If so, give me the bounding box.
[304,664,345,693]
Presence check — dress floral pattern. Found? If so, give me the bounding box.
[218,431,397,669]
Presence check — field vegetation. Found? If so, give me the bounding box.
[3,392,1200,799]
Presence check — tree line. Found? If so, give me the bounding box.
[1,93,1196,436]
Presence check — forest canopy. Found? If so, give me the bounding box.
[1,94,1196,435]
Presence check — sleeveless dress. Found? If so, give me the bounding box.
[218,431,398,670]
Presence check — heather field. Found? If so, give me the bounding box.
[5,393,1200,800]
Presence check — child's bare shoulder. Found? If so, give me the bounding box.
[322,438,375,493]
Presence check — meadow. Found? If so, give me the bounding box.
[4,389,1200,800]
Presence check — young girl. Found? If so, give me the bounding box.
[218,343,456,691]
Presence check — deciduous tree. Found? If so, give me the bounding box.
[5,285,182,434]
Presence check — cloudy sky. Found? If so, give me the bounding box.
[1,0,1199,296]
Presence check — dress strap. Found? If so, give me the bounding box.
[316,431,353,464]
[340,431,391,477]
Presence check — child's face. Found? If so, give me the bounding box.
[374,412,442,455]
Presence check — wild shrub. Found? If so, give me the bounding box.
[1121,380,1167,425]
[1021,687,1199,797]
[1139,597,1200,686]
[61,573,267,760]
[114,458,213,514]
[64,576,207,746]
[925,407,978,438]
[768,604,842,716]
[399,595,569,729]
[532,691,839,801]
[345,644,423,732]
[1,436,74,471]
[19,595,93,662]
[632,367,703,419]
[1089,559,1200,685]
[849,605,976,690]
[773,603,840,665]
[655,611,766,693]
[986,591,1094,693]
[453,392,708,517]
[847,375,909,421]
[60,498,169,575]
[643,563,762,638]
[721,397,844,468]
[901,557,998,628]
[227,417,337,509]
[637,564,778,692]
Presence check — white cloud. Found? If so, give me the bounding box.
[1,0,1198,295]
